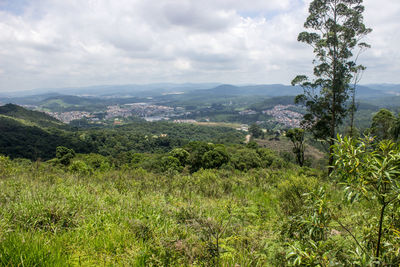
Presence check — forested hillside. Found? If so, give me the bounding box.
[0,105,245,160]
[0,103,64,128]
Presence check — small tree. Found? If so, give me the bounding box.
[249,123,263,139]
[371,109,396,141]
[56,146,75,166]
[202,146,229,169]
[332,135,400,262]
[286,128,306,167]
[160,156,182,173]
[169,148,190,166]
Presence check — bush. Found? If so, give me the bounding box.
[160,156,183,173]
[169,148,190,166]
[257,148,277,167]
[276,174,319,216]
[84,153,111,172]
[55,146,75,166]
[69,160,92,175]
[0,155,13,178]
[231,149,262,171]
[202,146,230,169]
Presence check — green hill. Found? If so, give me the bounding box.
[0,115,91,160]
[0,104,92,160]
[0,103,64,128]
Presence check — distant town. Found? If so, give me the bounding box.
[262,105,302,128]
[40,103,303,129]
[43,103,188,124]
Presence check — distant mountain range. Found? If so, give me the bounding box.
[0,83,221,98]
[1,83,399,109]
[2,82,399,98]
[185,83,399,99]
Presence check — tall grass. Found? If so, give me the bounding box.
[1,157,383,266]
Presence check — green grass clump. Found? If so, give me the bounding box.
[0,232,68,266]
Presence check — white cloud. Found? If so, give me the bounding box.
[0,0,398,91]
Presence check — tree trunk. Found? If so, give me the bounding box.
[328,139,334,174]
[328,2,338,175]
[350,86,356,136]
[376,200,386,262]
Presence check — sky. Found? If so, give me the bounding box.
[0,0,399,92]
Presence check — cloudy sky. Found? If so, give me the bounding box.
[0,0,399,92]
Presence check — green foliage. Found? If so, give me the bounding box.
[257,148,277,167]
[371,108,396,141]
[1,149,400,265]
[285,188,339,266]
[393,114,400,141]
[286,128,305,167]
[202,145,230,169]
[0,159,297,266]
[0,115,91,160]
[231,149,262,171]
[0,155,13,178]
[0,103,62,127]
[169,148,190,166]
[185,141,214,172]
[332,135,400,263]
[292,0,371,167]
[246,140,259,149]
[56,146,75,166]
[276,173,319,217]
[69,160,92,175]
[0,232,69,266]
[249,123,263,138]
[82,153,111,172]
[130,153,150,169]
[160,155,183,173]
[0,104,245,161]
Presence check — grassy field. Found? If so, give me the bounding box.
[0,152,398,266]
[0,157,322,266]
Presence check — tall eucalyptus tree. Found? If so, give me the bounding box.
[292,0,371,169]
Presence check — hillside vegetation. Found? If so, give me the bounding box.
[1,137,399,266]
[0,105,245,160]
[0,104,399,266]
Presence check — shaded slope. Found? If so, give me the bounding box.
[0,103,64,128]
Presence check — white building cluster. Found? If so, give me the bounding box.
[263,105,303,128]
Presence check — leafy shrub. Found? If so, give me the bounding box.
[160,156,183,173]
[169,148,190,166]
[231,149,262,171]
[202,146,230,169]
[192,169,223,198]
[83,153,111,172]
[56,146,75,166]
[69,160,92,175]
[276,174,318,216]
[257,148,276,167]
